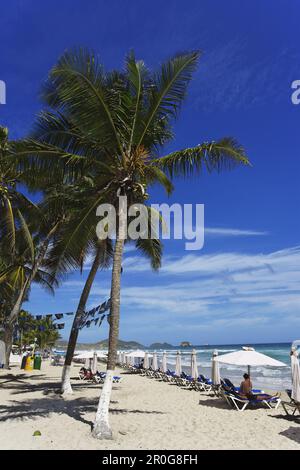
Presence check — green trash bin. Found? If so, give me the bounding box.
[33,355,42,370]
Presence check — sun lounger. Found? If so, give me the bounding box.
[222,390,281,411]
[198,375,213,392]
[163,370,176,383]
[94,371,122,384]
[281,401,300,416]
[281,389,300,416]
[154,371,164,379]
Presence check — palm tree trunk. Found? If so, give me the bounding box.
[92,202,126,439]
[61,246,103,395]
[4,322,14,369]
[4,284,27,368]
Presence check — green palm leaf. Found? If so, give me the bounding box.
[42,48,126,158]
[153,138,250,177]
[137,51,200,147]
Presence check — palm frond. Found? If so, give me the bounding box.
[125,51,148,152]
[135,238,162,271]
[153,138,250,177]
[17,209,35,264]
[42,48,126,158]
[144,165,174,195]
[137,51,200,147]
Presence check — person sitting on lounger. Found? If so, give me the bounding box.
[239,373,279,401]
[240,373,253,398]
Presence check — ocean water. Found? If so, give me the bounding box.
[145,343,292,392]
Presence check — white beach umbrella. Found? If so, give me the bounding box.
[291,350,300,403]
[216,346,286,375]
[175,351,182,376]
[190,349,199,379]
[152,351,158,370]
[125,349,153,358]
[74,351,94,359]
[162,351,167,373]
[75,351,101,359]
[144,351,149,369]
[211,350,221,385]
[91,351,98,374]
[85,357,90,368]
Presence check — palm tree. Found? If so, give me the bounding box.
[12,48,249,438]
[0,125,54,366]
[0,221,60,367]
[0,177,74,367]
[16,310,60,350]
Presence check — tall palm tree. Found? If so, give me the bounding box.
[12,48,249,438]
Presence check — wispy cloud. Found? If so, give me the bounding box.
[190,39,300,111]
[205,227,268,237]
[122,246,300,276]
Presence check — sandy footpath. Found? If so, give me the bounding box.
[0,361,300,450]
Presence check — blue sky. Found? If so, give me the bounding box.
[0,0,300,345]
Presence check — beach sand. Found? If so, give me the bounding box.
[0,361,300,450]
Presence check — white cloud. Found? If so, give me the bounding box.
[123,246,300,276]
[205,227,268,237]
[90,246,300,332]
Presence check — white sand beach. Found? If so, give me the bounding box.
[0,361,300,450]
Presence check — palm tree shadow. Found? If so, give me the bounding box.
[0,373,45,386]
[1,371,125,396]
[110,408,165,415]
[0,396,96,429]
[0,395,165,431]
[7,380,104,395]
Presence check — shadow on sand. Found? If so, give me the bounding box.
[279,427,300,444]
[0,372,165,430]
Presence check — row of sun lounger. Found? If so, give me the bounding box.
[120,362,215,392]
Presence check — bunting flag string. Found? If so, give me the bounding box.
[77,298,111,330]
[34,311,75,320]
[32,298,111,331]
